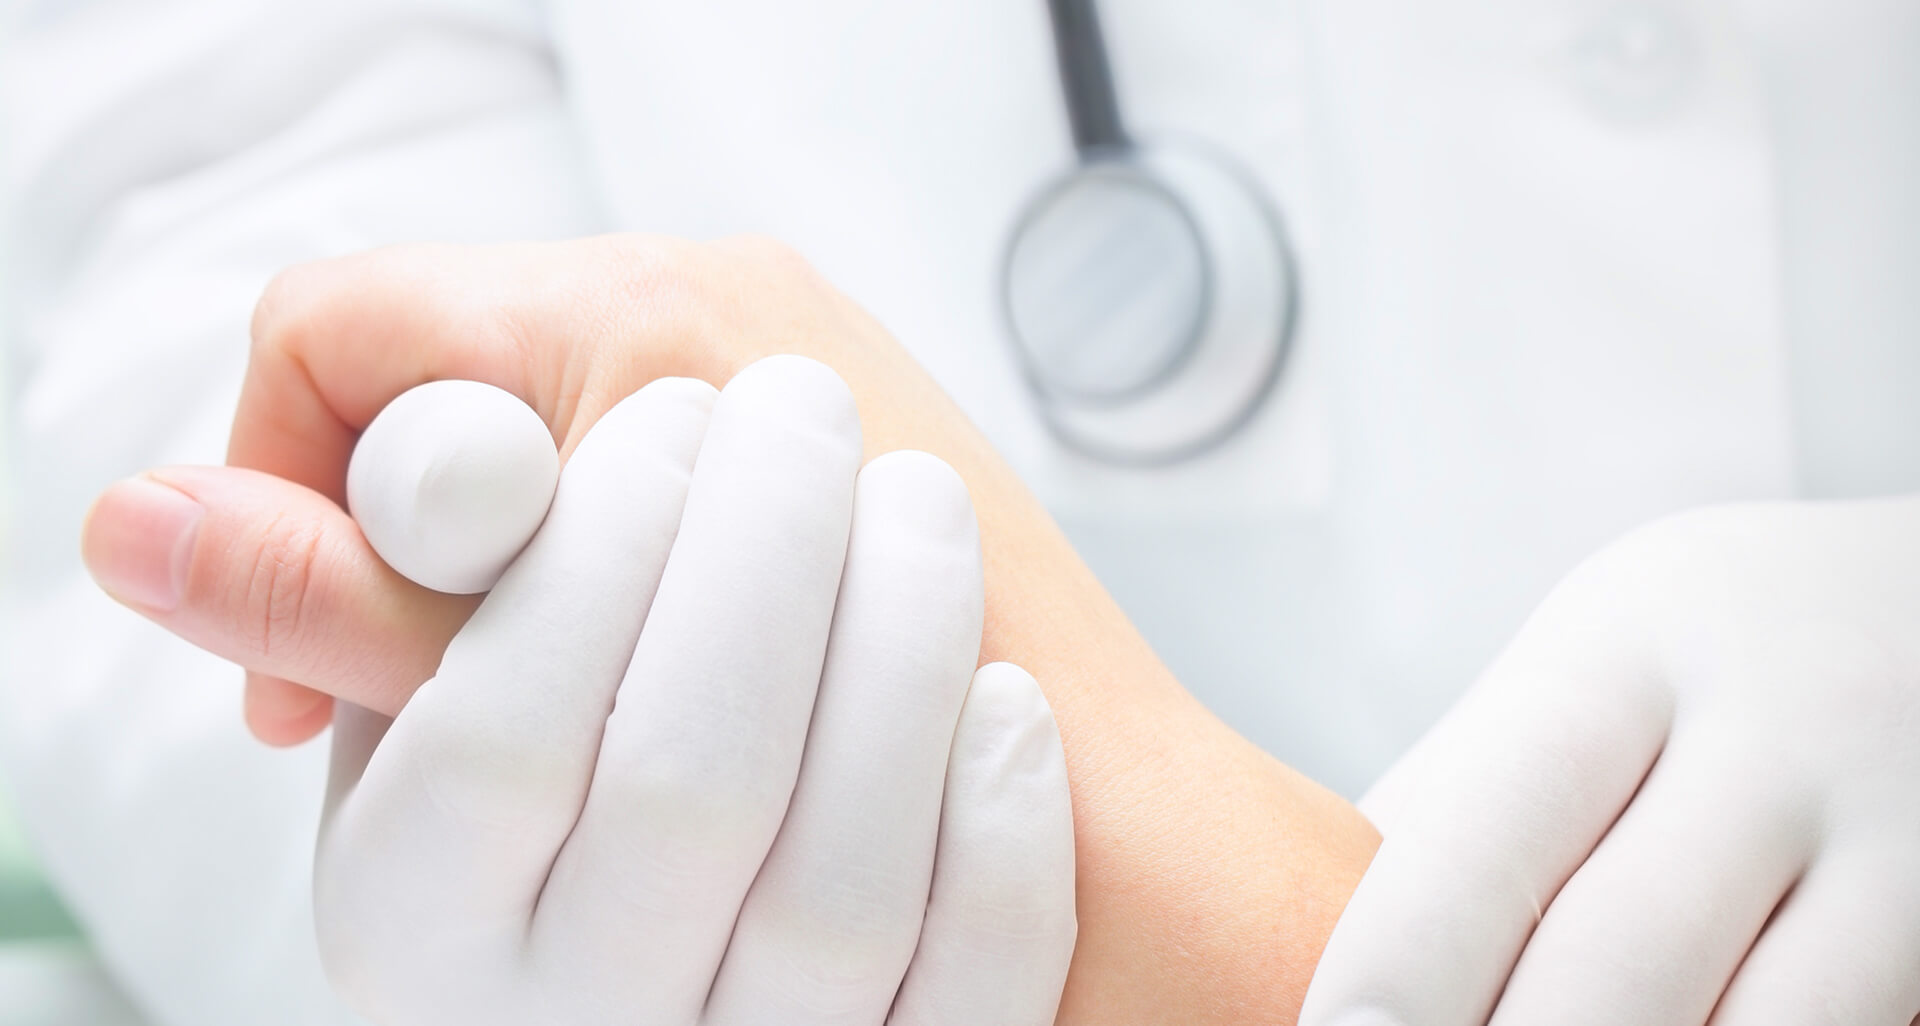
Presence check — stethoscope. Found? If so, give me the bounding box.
[1002,0,1300,466]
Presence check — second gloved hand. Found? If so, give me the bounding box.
[1302,498,1920,1026]
[314,356,1077,1026]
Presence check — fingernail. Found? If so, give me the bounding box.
[81,475,204,613]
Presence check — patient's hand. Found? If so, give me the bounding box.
[82,235,1379,1023]
[318,358,1075,1025]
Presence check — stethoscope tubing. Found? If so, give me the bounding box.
[1010,0,1302,466]
[1000,139,1302,467]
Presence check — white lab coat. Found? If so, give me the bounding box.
[3,1,1916,1023]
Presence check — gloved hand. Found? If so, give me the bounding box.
[315,356,1077,1025]
[1301,499,1920,1026]
[79,235,1381,1024]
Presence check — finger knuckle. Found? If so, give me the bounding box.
[956,899,1080,955]
[754,871,929,993]
[587,234,837,383]
[249,262,323,355]
[588,233,725,361]
[595,233,703,305]
[395,698,586,833]
[721,233,813,274]
[252,245,448,358]
[238,512,326,659]
[927,806,1078,946]
[722,235,841,309]
[594,743,790,874]
[813,862,928,938]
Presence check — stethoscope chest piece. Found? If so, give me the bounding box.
[1005,0,1299,466]
[1003,140,1299,465]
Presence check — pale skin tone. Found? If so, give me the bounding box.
[81,235,1381,1024]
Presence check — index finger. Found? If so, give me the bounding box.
[1299,620,1672,1026]
[228,245,532,740]
[232,242,554,500]
[227,240,690,740]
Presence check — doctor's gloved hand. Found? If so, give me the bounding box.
[1301,499,1920,1026]
[82,235,1382,1024]
[315,357,1076,1026]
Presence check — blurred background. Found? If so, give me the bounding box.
[0,143,145,1020]
[0,785,139,1025]
[2,2,1917,1025]
[1,344,143,1022]
[0,10,134,999]
[0,786,80,943]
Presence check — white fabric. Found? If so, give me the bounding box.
[2,2,1918,1023]
[3,4,598,1022]
[321,358,1075,1025]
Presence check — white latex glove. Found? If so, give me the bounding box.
[1303,499,1920,1026]
[315,356,1077,1026]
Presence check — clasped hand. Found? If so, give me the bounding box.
[316,357,1075,1025]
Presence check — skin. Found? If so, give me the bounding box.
[81,234,1379,1024]
[318,367,1079,1026]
